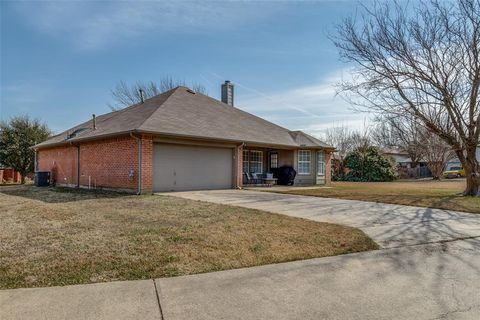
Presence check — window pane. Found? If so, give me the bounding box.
[270,153,278,169]
[249,151,263,174]
[317,151,325,175]
[243,150,249,173]
[298,150,311,174]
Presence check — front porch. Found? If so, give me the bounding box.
[241,147,330,187]
[242,147,293,186]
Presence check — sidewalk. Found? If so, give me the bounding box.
[1,238,479,320]
[0,280,162,320]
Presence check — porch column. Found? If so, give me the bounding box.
[233,144,243,188]
[325,151,332,185]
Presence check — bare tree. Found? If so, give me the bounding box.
[371,114,424,168]
[333,0,480,196]
[325,125,354,159]
[420,131,456,179]
[324,124,370,180]
[109,76,207,110]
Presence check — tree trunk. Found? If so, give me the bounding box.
[427,161,443,180]
[20,171,27,184]
[464,174,480,196]
[462,148,480,196]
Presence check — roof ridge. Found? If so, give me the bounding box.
[101,86,179,122]
[288,130,334,148]
[51,88,179,141]
[134,87,180,131]
[300,131,320,144]
[191,90,297,141]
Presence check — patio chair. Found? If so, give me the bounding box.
[244,172,262,184]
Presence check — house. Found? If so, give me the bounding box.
[34,82,334,193]
[446,147,480,171]
[382,148,416,168]
[381,148,431,179]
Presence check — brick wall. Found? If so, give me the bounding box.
[78,136,137,191]
[37,145,78,186]
[233,144,243,188]
[37,135,154,193]
[325,151,332,185]
[139,135,153,193]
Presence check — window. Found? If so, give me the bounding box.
[249,150,263,174]
[243,150,250,173]
[270,153,278,169]
[298,150,311,175]
[317,151,325,175]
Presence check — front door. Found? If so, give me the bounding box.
[269,152,278,171]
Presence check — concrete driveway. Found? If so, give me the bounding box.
[171,189,480,248]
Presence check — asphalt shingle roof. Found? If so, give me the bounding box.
[35,87,333,149]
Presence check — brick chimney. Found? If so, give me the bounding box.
[221,80,234,107]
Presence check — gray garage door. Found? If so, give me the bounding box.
[153,143,233,192]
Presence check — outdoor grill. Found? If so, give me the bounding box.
[271,166,296,186]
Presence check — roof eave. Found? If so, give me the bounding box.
[34,129,335,151]
[33,130,135,150]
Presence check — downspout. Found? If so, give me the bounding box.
[130,132,142,195]
[34,149,37,172]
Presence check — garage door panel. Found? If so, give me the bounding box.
[153,144,233,192]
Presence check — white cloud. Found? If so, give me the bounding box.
[235,68,372,139]
[12,1,282,50]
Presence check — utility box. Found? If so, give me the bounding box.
[34,171,50,187]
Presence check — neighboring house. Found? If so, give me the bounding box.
[34,82,334,193]
[446,147,480,171]
[382,148,416,168]
[382,148,431,179]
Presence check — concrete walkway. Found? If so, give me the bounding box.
[0,280,162,320]
[157,239,480,320]
[171,189,480,248]
[2,190,480,319]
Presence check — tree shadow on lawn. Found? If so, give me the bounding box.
[0,185,130,203]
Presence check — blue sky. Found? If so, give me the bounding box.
[0,0,369,137]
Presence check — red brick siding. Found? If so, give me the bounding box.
[140,135,153,193]
[233,144,243,188]
[36,135,154,193]
[325,151,332,185]
[37,145,78,186]
[78,136,138,190]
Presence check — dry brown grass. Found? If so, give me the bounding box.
[0,185,377,289]
[273,180,480,214]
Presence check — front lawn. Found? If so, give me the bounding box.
[270,180,480,214]
[0,185,377,289]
